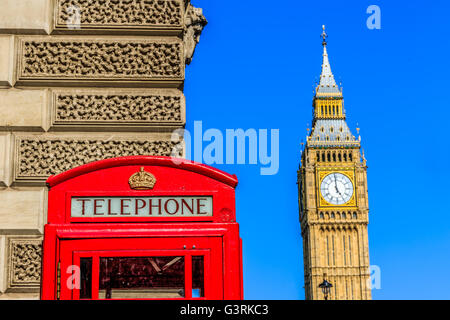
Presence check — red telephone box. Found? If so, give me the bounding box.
[41,156,243,300]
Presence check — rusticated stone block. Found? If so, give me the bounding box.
[51,89,185,130]
[0,36,14,87]
[0,189,46,232]
[7,237,43,291]
[0,236,5,293]
[0,0,51,35]
[0,292,40,300]
[0,89,49,131]
[0,134,13,187]
[14,135,182,182]
[16,37,184,87]
[54,0,184,32]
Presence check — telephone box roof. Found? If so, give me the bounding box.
[46,156,238,188]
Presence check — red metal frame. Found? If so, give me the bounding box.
[41,156,243,300]
[68,246,218,300]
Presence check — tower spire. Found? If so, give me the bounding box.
[317,26,340,95]
[309,26,357,145]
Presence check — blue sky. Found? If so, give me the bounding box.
[185,0,450,299]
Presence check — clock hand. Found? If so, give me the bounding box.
[334,174,341,194]
[333,174,344,197]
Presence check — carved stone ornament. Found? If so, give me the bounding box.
[55,0,184,29]
[184,3,207,65]
[15,137,181,180]
[129,167,157,190]
[17,37,183,82]
[8,238,43,289]
[53,90,184,124]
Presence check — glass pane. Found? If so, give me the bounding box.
[99,256,185,299]
[192,256,204,298]
[80,258,92,299]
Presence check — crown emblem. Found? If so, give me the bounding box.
[129,167,156,190]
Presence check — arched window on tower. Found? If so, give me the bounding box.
[332,235,336,266]
[343,235,347,266]
[348,235,352,266]
[326,236,330,266]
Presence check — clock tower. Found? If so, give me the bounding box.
[298,27,372,300]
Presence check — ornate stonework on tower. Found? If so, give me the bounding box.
[0,0,206,299]
[298,27,372,300]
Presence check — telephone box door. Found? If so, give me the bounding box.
[58,237,223,300]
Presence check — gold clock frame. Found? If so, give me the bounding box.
[317,169,357,208]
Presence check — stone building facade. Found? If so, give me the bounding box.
[0,0,206,299]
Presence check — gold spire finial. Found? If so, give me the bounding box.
[321,25,328,46]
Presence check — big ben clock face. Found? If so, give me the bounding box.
[320,173,354,205]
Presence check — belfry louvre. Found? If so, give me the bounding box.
[0,0,207,299]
